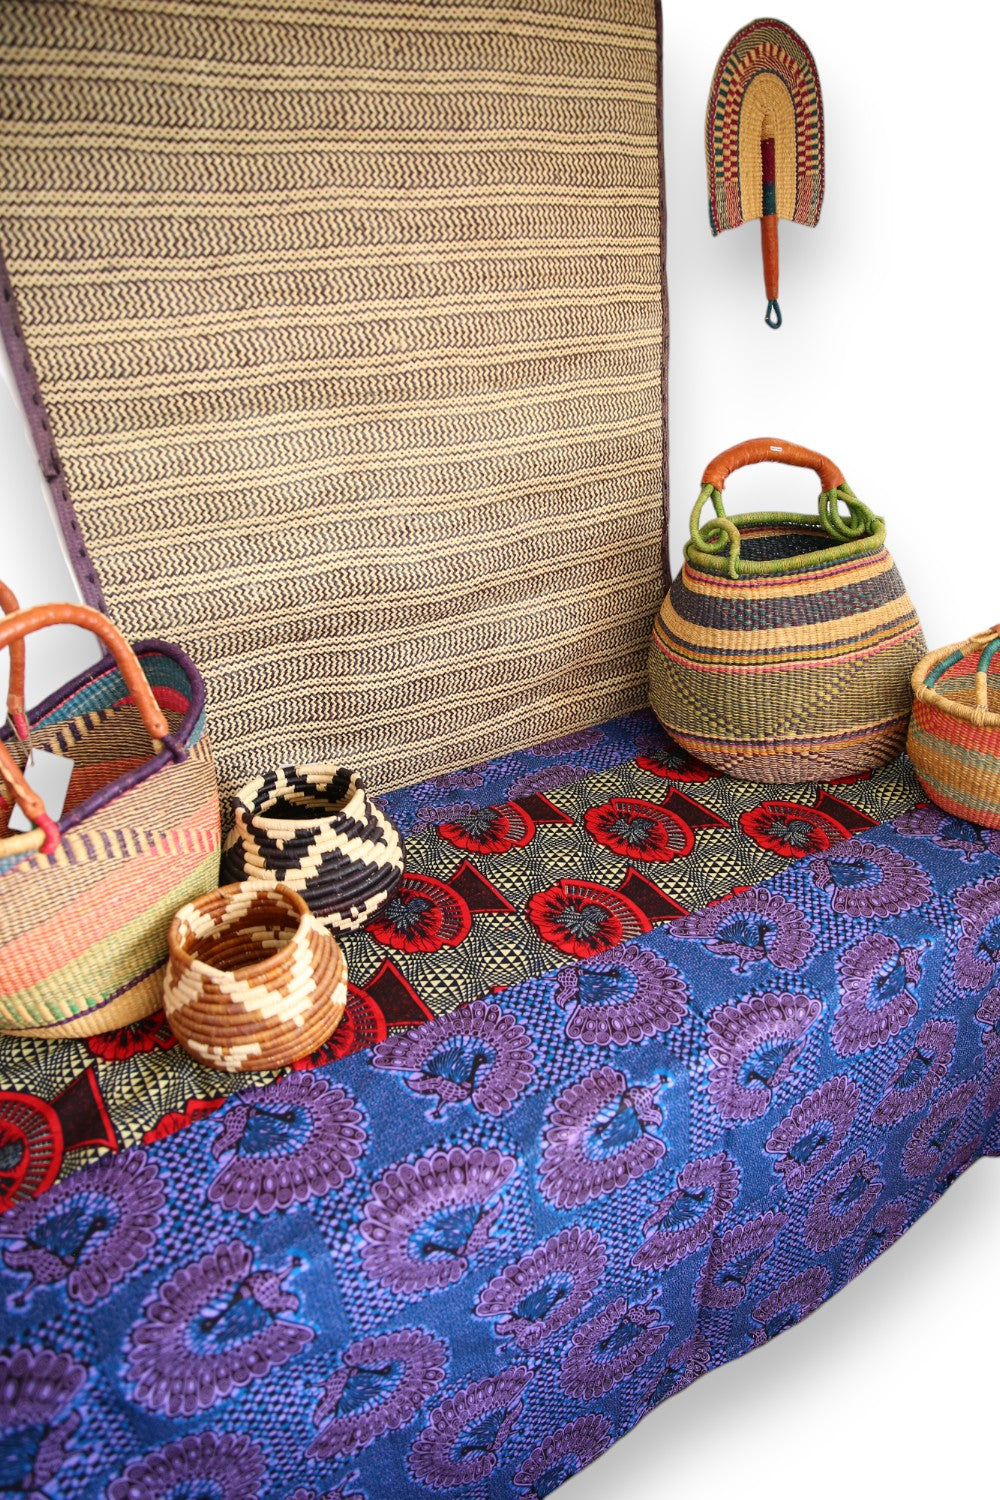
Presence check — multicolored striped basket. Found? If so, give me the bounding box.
[648,438,926,782]
[164,881,348,1073]
[907,627,1000,828]
[0,599,220,1038]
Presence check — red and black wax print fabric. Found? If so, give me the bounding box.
[0,711,921,1207]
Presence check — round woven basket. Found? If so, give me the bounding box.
[907,627,1000,829]
[164,882,347,1072]
[222,764,405,930]
[649,438,925,782]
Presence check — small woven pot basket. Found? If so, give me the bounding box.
[222,764,405,930]
[649,437,926,782]
[907,628,1000,828]
[164,882,347,1072]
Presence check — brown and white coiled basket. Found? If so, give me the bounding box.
[164,882,347,1072]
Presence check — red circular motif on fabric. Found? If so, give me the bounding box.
[437,804,536,855]
[0,1092,64,1212]
[526,880,652,958]
[740,802,848,859]
[584,799,695,862]
[366,874,473,954]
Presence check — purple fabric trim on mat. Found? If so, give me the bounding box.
[654,0,671,593]
[0,241,106,609]
[0,640,206,839]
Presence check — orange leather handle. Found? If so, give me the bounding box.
[761,216,779,300]
[702,438,846,494]
[0,581,27,736]
[0,602,171,846]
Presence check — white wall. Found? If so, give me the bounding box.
[570,4,1000,1497]
[0,340,97,702]
[663,3,997,650]
[0,2,997,1496]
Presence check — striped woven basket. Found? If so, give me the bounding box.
[648,438,926,782]
[222,764,405,931]
[164,882,347,1073]
[0,598,220,1038]
[907,628,1000,828]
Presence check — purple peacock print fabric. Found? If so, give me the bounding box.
[1,816,999,1498]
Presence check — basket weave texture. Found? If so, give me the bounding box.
[222,764,405,930]
[907,628,1000,828]
[0,604,219,1039]
[164,882,347,1073]
[649,439,926,783]
[0,0,666,797]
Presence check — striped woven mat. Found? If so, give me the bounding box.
[0,0,667,797]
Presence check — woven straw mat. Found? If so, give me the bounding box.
[0,0,667,799]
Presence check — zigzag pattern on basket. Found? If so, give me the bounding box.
[651,543,925,782]
[223,764,405,931]
[165,882,347,1073]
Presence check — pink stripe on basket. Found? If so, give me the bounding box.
[652,624,925,674]
[684,550,887,590]
[1,795,219,988]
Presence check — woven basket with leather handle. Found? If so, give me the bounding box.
[0,595,220,1037]
[648,438,926,782]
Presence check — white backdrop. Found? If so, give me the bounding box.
[574,3,1000,1496]
[0,3,997,1497]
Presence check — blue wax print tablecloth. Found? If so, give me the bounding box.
[1,807,999,1498]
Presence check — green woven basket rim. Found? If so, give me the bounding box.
[684,510,887,578]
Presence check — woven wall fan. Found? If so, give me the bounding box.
[706,18,824,328]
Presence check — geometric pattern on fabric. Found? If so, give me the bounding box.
[0,0,667,798]
[0,819,996,1497]
[0,711,919,1199]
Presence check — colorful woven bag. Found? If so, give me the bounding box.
[0,599,220,1038]
[907,627,1000,827]
[648,438,926,782]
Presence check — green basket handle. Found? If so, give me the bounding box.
[690,437,883,579]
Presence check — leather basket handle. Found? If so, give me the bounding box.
[0,602,172,853]
[0,581,29,739]
[702,438,846,494]
[689,438,881,580]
